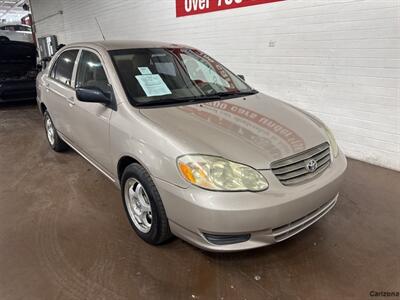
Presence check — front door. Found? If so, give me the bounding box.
[69,49,114,173]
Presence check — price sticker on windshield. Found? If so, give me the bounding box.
[138,67,152,75]
[135,74,172,97]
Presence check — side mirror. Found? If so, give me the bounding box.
[76,86,112,105]
[237,74,245,81]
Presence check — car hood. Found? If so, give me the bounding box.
[139,93,328,169]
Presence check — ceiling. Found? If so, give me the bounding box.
[0,0,29,22]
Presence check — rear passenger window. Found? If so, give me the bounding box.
[16,25,31,32]
[51,50,79,86]
[4,25,15,31]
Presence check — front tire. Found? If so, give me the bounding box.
[44,111,68,152]
[121,163,172,245]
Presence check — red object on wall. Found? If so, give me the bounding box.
[176,0,284,17]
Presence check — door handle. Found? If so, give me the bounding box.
[66,96,75,106]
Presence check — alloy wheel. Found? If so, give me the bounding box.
[45,115,55,146]
[124,178,153,233]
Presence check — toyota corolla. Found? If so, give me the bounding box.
[36,41,347,251]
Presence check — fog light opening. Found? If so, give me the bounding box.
[203,233,251,245]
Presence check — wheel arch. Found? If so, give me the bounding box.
[117,155,142,183]
[39,103,47,114]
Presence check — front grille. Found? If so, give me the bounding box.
[271,142,331,186]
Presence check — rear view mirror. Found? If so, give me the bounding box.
[238,74,245,81]
[76,86,112,105]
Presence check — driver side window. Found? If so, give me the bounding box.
[75,50,111,95]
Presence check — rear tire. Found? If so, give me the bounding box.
[43,111,68,152]
[121,163,172,245]
[0,36,9,42]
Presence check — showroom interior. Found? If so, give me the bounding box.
[0,0,399,299]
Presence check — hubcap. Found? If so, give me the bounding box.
[124,178,152,233]
[45,115,55,146]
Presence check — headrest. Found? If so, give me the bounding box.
[131,53,152,71]
[116,59,134,73]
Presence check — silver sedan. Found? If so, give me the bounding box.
[36,41,347,251]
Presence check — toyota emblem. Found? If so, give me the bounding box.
[305,159,318,173]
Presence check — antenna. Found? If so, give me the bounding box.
[95,17,106,41]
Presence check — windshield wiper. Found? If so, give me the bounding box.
[211,90,258,98]
[136,90,258,107]
[136,94,221,107]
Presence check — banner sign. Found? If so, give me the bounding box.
[176,0,284,17]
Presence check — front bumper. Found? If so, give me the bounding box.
[154,150,347,252]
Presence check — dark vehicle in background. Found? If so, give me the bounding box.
[0,41,38,103]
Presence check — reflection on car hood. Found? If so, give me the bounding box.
[139,93,328,169]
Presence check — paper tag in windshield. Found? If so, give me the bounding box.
[138,67,152,75]
[135,74,172,97]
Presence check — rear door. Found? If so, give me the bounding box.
[43,49,79,138]
[70,49,114,173]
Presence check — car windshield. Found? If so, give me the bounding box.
[109,48,257,107]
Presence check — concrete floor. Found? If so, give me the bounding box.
[0,103,399,300]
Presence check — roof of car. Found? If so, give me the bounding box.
[66,40,191,51]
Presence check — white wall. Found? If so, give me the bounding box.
[31,0,400,171]
[30,0,65,41]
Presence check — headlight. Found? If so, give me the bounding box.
[177,155,268,192]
